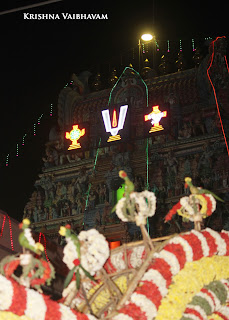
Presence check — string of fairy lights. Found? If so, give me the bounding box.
[3,103,53,167]
[139,36,213,54]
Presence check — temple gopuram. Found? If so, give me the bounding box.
[24,37,229,245]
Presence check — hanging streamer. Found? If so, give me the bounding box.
[107,66,150,233]
[0,213,14,251]
[0,215,6,239]
[206,36,229,157]
[108,66,148,107]
[38,232,49,262]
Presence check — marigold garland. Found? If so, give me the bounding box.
[155,256,229,320]
[114,229,229,320]
[181,279,229,320]
[209,314,225,320]
[0,311,32,320]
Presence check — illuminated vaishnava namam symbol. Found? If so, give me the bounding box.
[102,105,128,142]
[65,124,85,150]
[144,105,167,133]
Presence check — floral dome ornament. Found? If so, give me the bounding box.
[165,177,219,231]
[59,225,109,309]
[0,218,55,293]
[116,171,156,253]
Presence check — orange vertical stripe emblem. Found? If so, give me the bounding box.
[112,109,117,127]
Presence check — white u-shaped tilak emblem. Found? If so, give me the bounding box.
[102,105,128,138]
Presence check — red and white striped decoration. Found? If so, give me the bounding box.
[182,279,229,320]
[0,275,96,320]
[112,228,229,320]
[104,245,146,273]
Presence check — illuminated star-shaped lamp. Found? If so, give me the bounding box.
[65,124,85,150]
[144,105,167,133]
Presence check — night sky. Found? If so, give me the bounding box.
[0,0,228,220]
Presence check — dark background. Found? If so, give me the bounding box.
[0,0,228,220]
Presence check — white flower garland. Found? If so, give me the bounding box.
[191,230,210,256]
[130,293,157,320]
[205,228,227,256]
[0,275,13,310]
[63,238,78,270]
[115,198,130,223]
[0,274,97,320]
[183,304,207,319]
[205,194,216,212]
[62,229,109,276]
[169,237,193,262]
[110,252,126,272]
[180,196,195,216]
[24,228,36,247]
[217,304,229,318]
[195,290,215,312]
[113,314,134,320]
[78,229,109,276]
[25,288,47,320]
[129,246,145,269]
[156,250,180,275]
[59,304,79,320]
[19,254,32,266]
[115,191,156,226]
[205,287,221,310]
[141,268,168,297]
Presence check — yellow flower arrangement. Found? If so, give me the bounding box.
[208,314,225,320]
[0,311,32,320]
[59,226,66,236]
[155,256,229,320]
[194,194,208,216]
[34,242,44,252]
[22,218,30,226]
[85,275,128,315]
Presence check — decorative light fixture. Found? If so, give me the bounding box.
[65,124,85,150]
[141,33,154,42]
[145,105,167,133]
[102,105,128,142]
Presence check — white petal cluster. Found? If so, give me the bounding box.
[0,275,13,310]
[180,196,195,217]
[20,253,32,266]
[179,194,217,221]
[79,229,109,276]
[116,198,129,222]
[25,287,47,320]
[116,190,156,226]
[63,238,79,270]
[62,229,109,276]
[24,228,36,247]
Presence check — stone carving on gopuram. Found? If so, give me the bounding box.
[24,38,229,244]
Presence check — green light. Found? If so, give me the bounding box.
[117,184,125,201]
[108,66,150,235]
[108,66,148,108]
[84,138,101,214]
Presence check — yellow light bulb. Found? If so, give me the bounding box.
[141,33,153,41]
